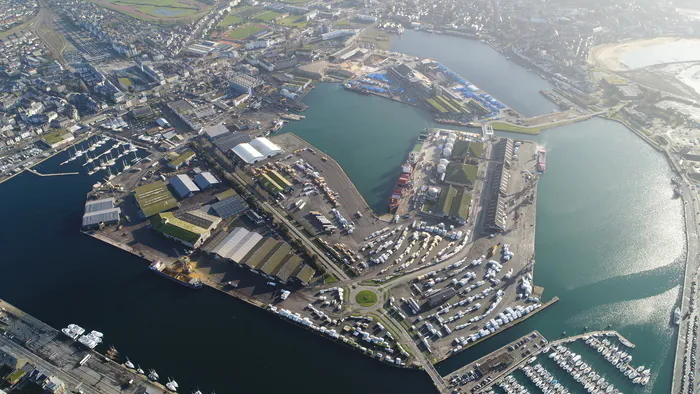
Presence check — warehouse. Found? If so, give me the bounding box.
[231,143,264,164]
[167,149,196,170]
[250,137,283,157]
[243,239,281,271]
[259,243,293,278]
[194,172,220,189]
[210,195,249,219]
[203,123,229,140]
[295,265,316,285]
[212,132,252,152]
[169,174,200,199]
[274,255,303,283]
[180,210,222,232]
[134,181,178,217]
[150,212,211,248]
[207,227,263,262]
[82,197,121,229]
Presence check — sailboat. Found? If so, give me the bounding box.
[166,378,178,392]
[136,365,145,375]
[148,369,159,381]
[124,357,135,369]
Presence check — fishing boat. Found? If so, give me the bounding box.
[674,307,682,325]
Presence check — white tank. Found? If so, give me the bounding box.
[439,159,449,166]
[444,142,454,151]
[447,137,456,145]
[442,148,452,157]
[428,187,440,198]
[448,132,457,140]
[437,164,447,174]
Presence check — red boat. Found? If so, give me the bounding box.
[537,148,546,173]
[388,163,413,211]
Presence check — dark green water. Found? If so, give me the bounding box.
[0,32,684,394]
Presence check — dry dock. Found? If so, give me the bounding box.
[0,299,167,394]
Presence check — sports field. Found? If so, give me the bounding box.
[254,10,282,22]
[223,23,266,40]
[91,0,211,21]
[217,14,243,28]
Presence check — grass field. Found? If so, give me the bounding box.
[277,15,309,28]
[118,77,134,87]
[233,5,263,17]
[490,122,542,135]
[217,14,243,28]
[223,23,265,40]
[279,0,311,4]
[92,0,210,21]
[254,10,282,22]
[355,290,378,307]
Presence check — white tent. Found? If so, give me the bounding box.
[250,137,283,157]
[231,143,264,164]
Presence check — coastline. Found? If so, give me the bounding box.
[588,36,700,72]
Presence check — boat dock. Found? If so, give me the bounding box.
[0,299,167,394]
[443,331,547,393]
[25,168,79,177]
[550,329,635,348]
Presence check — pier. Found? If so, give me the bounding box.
[550,329,635,348]
[26,168,79,177]
[0,299,167,394]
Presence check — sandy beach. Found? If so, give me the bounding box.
[588,37,700,71]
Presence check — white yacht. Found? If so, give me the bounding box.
[124,358,135,369]
[166,379,178,392]
[61,324,85,340]
[148,369,159,381]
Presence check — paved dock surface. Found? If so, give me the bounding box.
[0,299,166,394]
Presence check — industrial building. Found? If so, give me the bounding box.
[231,143,265,164]
[82,197,121,229]
[150,212,211,248]
[205,227,263,262]
[444,163,478,189]
[229,74,260,96]
[167,149,196,170]
[180,210,221,232]
[169,174,200,199]
[203,123,229,140]
[213,132,252,153]
[249,137,283,157]
[134,181,178,217]
[193,172,220,189]
[433,186,471,226]
[210,194,249,219]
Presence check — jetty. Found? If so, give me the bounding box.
[551,329,635,348]
[26,168,79,177]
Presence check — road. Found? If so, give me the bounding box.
[672,175,700,394]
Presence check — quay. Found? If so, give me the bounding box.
[0,298,167,394]
[550,329,635,348]
[26,168,79,177]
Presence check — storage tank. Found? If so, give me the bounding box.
[446,137,456,145]
[444,142,454,151]
[442,148,452,157]
[448,132,457,140]
[439,159,449,166]
[437,164,447,174]
[427,187,440,198]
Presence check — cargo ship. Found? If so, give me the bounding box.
[149,261,202,289]
[536,148,546,172]
[388,163,413,211]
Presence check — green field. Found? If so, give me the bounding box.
[279,0,311,4]
[277,15,309,27]
[254,10,282,22]
[355,290,378,307]
[93,0,210,21]
[224,23,265,40]
[217,14,243,28]
[118,77,134,87]
[233,5,263,17]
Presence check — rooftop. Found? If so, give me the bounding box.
[134,181,178,217]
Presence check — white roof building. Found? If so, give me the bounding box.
[250,137,282,157]
[209,227,263,262]
[169,174,200,198]
[231,143,264,164]
[194,172,219,189]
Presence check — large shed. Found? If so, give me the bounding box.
[250,137,283,157]
[194,172,219,189]
[208,227,263,262]
[169,174,200,199]
[82,198,121,229]
[231,143,264,164]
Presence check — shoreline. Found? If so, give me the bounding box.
[588,36,700,72]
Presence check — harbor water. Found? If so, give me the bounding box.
[0,31,685,394]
